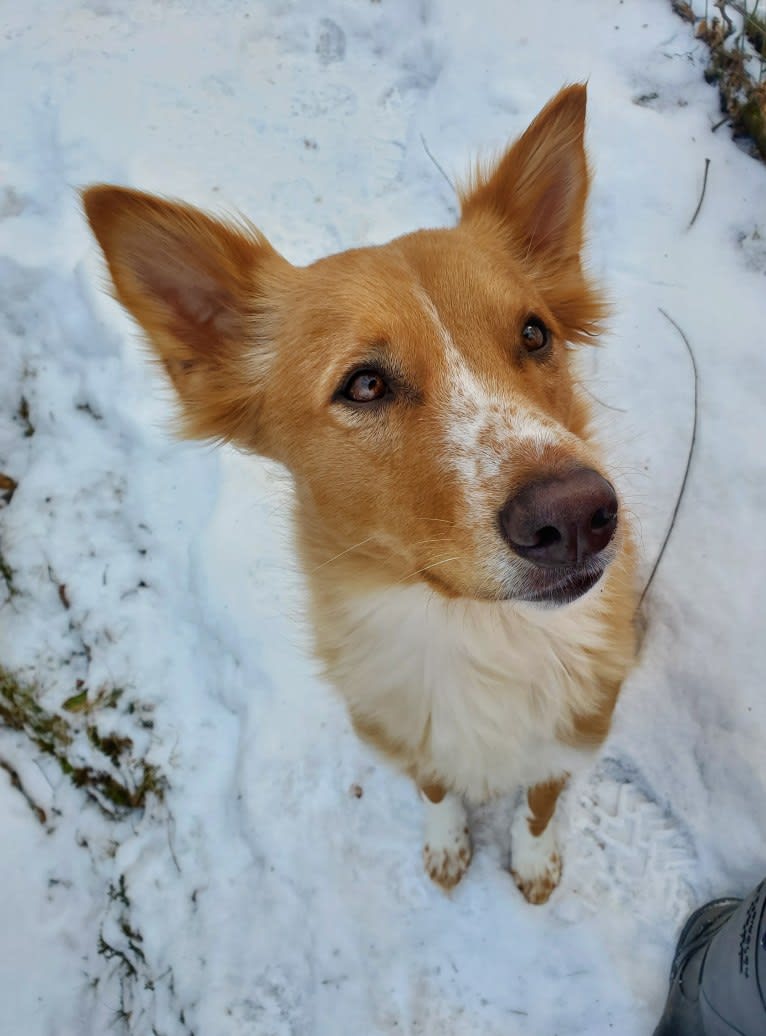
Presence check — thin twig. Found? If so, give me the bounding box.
[688,158,711,229]
[638,309,699,612]
[0,758,46,824]
[576,380,628,414]
[715,0,736,38]
[420,134,456,194]
[166,810,182,875]
[728,0,761,21]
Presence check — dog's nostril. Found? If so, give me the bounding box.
[535,526,561,548]
[499,467,618,568]
[590,507,614,532]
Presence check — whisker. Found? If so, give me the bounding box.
[312,534,453,575]
[395,555,463,587]
[311,535,377,573]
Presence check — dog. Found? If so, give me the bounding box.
[84,84,637,904]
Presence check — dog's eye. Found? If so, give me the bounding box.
[521,317,549,354]
[341,369,390,404]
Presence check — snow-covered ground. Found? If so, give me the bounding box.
[2,1,765,1033]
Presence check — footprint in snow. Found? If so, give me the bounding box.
[316,18,346,66]
[556,757,697,926]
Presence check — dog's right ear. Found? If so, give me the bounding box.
[83,185,289,450]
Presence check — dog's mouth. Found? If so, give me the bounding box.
[513,563,606,606]
[425,560,609,606]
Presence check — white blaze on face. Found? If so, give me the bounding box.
[414,287,568,501]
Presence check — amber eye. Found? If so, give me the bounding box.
[341,369,390,404]
[521,317,549,353]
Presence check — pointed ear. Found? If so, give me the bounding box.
[83,185,288,448]
[460,85,606,342]
[460,84,590,266]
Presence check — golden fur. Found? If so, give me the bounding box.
[84,85,638,903]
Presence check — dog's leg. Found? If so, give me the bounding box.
[510,776,567,905]
[420,783,472,891]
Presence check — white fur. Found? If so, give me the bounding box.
[510,793,562,901]
[328,581,613,803]
[421,791,472,889]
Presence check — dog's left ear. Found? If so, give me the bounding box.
[461,84,604,340]
[461,84,589,266]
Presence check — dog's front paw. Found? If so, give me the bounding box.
[510,800,562,905]
[423,826,472,891]
[511,849,561,904]
[422,790,472,891]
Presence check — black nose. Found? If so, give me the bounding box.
[499,468,618,568]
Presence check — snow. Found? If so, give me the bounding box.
[2,1,766,1033]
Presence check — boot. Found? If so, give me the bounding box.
[653,879,766,1035]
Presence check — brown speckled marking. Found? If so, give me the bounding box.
[511,852,562,905]
[423,828,472,891]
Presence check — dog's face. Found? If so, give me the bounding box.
[85,85,620,605]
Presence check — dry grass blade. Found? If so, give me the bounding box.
[673,0,697,23]
[638,309,699,613]
[688,157,712,227]
[0,757,46,824]
[671,1,766,163]
[420,134,457,194]
[0,473,17,505]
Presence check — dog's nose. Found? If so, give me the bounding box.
[499,468,618,567]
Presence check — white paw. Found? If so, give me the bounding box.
[512,850,562,905]
[510,803,562,905]
[422,792,472,891]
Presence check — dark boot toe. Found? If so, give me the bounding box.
[653,900,741,1036]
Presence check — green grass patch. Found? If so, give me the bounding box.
[0,666,166,815]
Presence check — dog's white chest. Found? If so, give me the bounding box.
[330,585,610,801]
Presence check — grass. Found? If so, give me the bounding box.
[672,0,766,162]
[0,665,175,1027]
[1,346,178,1031]
[0,548,16,600]
[0,666,166,817]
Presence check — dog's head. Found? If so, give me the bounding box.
[85,85,621,606]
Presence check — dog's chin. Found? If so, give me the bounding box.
[423,562,607,607]
[512,565,606,607]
